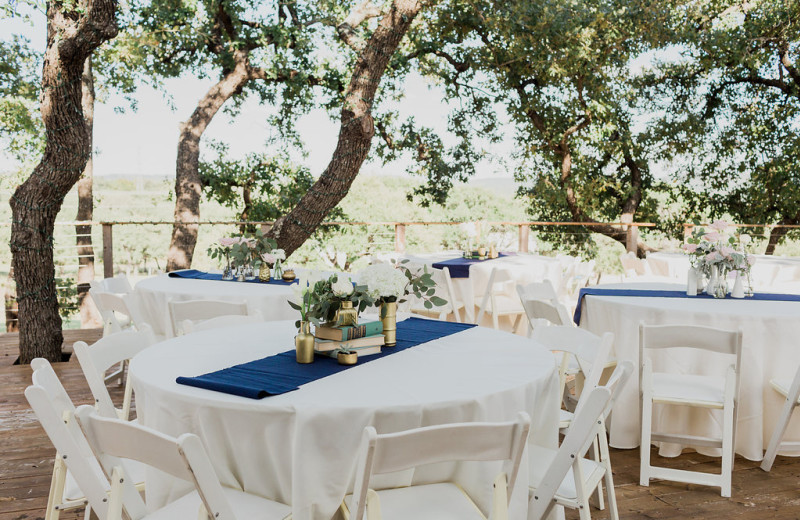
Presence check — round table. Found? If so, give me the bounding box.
[647,252,800,289]
[131,274,299,337]
[579,282,800,461]
[403,252,563,323]
[130,320,560,520]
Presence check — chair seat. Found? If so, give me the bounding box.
[345,482,485,520]
[143,486,291,520]
[64,458,145,501]
[651,372,726,408]
[558,408,574,429]
[528,444,605,501]
[770,378,800,402]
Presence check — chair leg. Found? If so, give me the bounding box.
[590,436,605,510]
[761,400,797,471]
[45,455,66,520]
[599,430,620,520]
[511,314,522,334]
[640,394,653,487]
[720,398,735,497]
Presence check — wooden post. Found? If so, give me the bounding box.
[518,225,530,253]
[102,223,113,278]
[626,224,638,255]
[683,223,693,239]
[395,224,406,253]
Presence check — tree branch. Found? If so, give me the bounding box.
[337,0,384,52]
[405,47,469,72]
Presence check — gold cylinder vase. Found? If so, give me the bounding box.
[295,321,315,363]
[380,301,397,347]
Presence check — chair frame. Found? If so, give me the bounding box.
[409,266,465,323]
[344,413,531,520]
[528,387,612,520]
[182,309,264,334]
[761,366,800,471]
[476,268,525,331]
[73,326,155,421]
[639,322,743,497]
[26,359,112,520]
[75,405,289,520]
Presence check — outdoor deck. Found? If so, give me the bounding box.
[1,330,798,520]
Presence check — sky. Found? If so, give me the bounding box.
[0,8,514,180]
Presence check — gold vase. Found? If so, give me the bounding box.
[295,322,315,363]
[337,351,358,365]
[380,301,397,347]
[259,264,271,282]
[333,300,359,327]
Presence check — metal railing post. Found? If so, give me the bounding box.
[102,223,113,279]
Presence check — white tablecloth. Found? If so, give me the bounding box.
[647,252,800,289]
[130,274,298,337]
[403,253,563,322]
[130,320,560,520]
[579,282,800,461]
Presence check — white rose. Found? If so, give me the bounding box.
[739,234,751,245]
[273,249,286,261]
[331,276,354,297]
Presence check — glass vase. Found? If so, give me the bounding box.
[273,259,283,280]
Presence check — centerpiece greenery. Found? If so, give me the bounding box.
[682,220,755,297]
[288,274,374,328]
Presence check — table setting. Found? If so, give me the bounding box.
[576,222,800,461]
[129,261,562,520]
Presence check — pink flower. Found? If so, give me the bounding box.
[705,251,722,262]
[719,246,735,257]
[219,237,237,247]
[746,254,756,266]
[239,237,256,248]
[682,243,698,253]
[261,253,276,264]
[702,231,721,242]
[709,220,730,231]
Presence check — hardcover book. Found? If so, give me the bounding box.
[314,320,384,341]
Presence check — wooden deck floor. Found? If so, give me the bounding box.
[1,330,799,520]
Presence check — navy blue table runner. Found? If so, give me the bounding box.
[573,287,800,325]
[176,318,476,399]
[432,252,513,278]
[168,269,296,286]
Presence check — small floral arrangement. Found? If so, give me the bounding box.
[358,260,447,309]
[288,273,374,327]
[682,220,755,273]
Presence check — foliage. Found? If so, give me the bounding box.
[288,274,375,328]
[0,34,44,162]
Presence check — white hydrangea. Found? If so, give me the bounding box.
[359,263,408,300]
[272,248,286,261]
[331,276,354,297]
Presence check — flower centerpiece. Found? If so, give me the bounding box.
[229,237,256,280]
[207,236,238,280]
[682,220,755,298]
[358,261,447,346]
[290,274,374,329]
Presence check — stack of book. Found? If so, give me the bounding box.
[314,320,385,358]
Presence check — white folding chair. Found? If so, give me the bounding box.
[73,325,156,421]
[761,365,800,471]
[476,268,525,332]
[639,323,743,497]
[409,266,466,323]
[517,283,573,336]
[25,359,143,520]
[89,289,135,337]
[528,387,612,520]
[74,405,292,520]
[340,413,531,520]
[168,299,250,336]
[182,309,264,334]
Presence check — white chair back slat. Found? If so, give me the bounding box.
[183,309,264,334]
[640,323,742,355]
[350,413,531,520]
[168,299,250,336]
[89,289,134,335]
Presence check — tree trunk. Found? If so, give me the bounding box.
[166,51,252,271]
[269,0,423,254]
[4,269,18,333]
[76,57,101,327]
[765,220,795,255]
[9,0,117,363]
